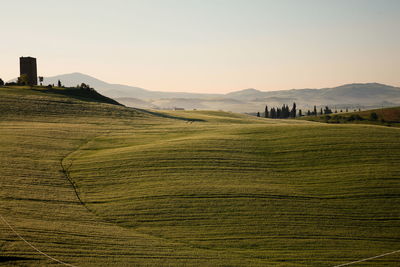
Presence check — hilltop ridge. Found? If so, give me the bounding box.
[0,85,143,122]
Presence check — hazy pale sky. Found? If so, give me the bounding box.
[1,0,399,93]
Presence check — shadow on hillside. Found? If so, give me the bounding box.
[135,108,205,122]
[0,256,37,263]
[34,88,122,106]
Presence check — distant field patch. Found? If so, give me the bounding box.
[302,106,400,127]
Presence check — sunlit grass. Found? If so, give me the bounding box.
[1,86,399,266]
[69,112,400,266]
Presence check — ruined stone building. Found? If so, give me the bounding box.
[20,57,37,85]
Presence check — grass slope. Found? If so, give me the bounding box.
[0,86,258,266]
[68,111,400,266]
[1,86,400,266]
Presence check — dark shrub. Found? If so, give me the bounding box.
[324,115,331,122]
[369,112,378,121]
[348,114,363,121]
[354,114,363,120]
[5,82,17,86]
[331,115,343,123]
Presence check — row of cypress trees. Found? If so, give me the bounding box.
[257,103,338,118]
[263,103,297,118]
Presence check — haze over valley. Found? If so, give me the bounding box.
[43,72,400,112]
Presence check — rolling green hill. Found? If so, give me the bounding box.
[1,86,399,266]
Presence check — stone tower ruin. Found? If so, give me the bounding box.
[20,57,37,86]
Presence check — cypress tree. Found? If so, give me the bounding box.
[282,105,289,118]
[313,105,317,116]
[265,105,269,118]
[324,106,332,114]
[291,102,297,118]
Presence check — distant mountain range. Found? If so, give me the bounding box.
[43,73,400,112]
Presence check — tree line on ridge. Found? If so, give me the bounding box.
[256,103,358,118]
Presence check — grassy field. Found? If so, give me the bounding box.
[1,86,400,266]
[301,106,400,127]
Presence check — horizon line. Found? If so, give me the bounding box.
[40,72,397,94]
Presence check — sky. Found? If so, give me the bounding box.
[1,0,399,93]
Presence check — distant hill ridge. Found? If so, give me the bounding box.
[43,73,400,112]
[43,73,219,99]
